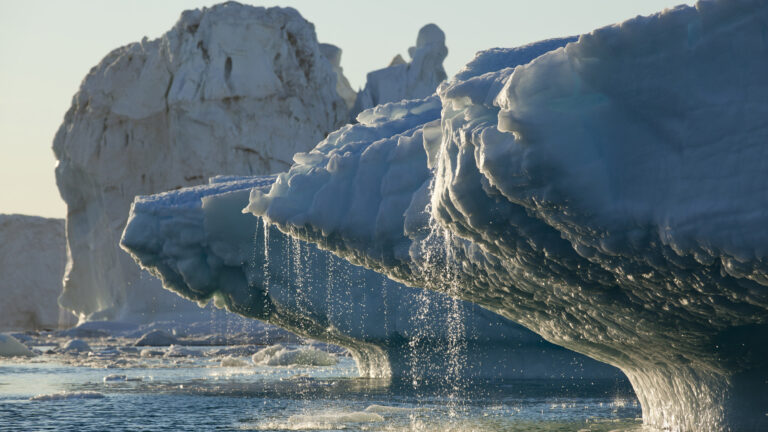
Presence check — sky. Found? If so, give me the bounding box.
[0,0,696,218]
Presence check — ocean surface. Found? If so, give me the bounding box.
[0,340,642,432]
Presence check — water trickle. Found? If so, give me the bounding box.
[262,218,270,296]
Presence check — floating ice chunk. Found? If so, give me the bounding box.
[103,374,126,382]
[61,339,91,353]
[219,356,250,367]
[30,392,105,401]
[134,330,179,347]
[287,411,384,426]
[164,345,197,358]
[252,345,338,367]
[140,349,164,358]
[0,334,35,357]
[364,404,412,414]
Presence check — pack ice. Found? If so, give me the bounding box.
[0,215,66,331]
[53,3,348,322]
[121,175,621,381]
[246,1,768,430]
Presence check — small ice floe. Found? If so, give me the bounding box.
[140,349,164,358]
[219,356,249,367]
[251,345,338,367]
[60,339,91,353]
[164,345,197,358]
[286,411,384,426]
[364,404,413,414]
[134,330,179,346]
[90,347,121,358]
[30,391,105,401]
[0,334,36,357]
[117,346,139,355]
[103,374,126,382]
[207,345,261,357]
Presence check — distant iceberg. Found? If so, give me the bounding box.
[349,24,449,122]
[244,0,768,430]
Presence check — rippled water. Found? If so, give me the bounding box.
[0,341,642,432]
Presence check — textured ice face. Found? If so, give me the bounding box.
[121,175,621,381]
[248,1,768,429]
[53,3,348,322]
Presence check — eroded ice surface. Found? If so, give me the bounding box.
[247,1,768,430]
[121,175,621,381]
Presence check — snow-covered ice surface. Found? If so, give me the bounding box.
[349,24,448,121]
[246,1,768,430]
[0,214,66,331]
[121,174,621,381]
[53,3,349,323]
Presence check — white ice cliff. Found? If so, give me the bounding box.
[349,24,448,121]
[0,215,66,331]
[245,1,768,430]
[121,175,621,381]
[53,3,348,322]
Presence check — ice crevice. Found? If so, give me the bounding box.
[243,1,768,430]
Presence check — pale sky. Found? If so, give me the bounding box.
[0,0,695,218]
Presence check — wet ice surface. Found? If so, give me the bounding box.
[0,333,641,432]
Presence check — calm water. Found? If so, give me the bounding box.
[0,342,641,431]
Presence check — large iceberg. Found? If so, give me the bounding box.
[349,24,449,121]
[0,215,67,331]
[245,1,768,430]
[53,3,348,322]
[121,175,621,381]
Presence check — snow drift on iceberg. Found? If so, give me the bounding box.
[247,1,768,430]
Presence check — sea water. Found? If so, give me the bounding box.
[0,340,641,431]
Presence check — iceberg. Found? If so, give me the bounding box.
[0,214,67,331]
[349,24,449,121]
[245,1,768,429]
[53,3,349,323]
[121,174,622,380]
